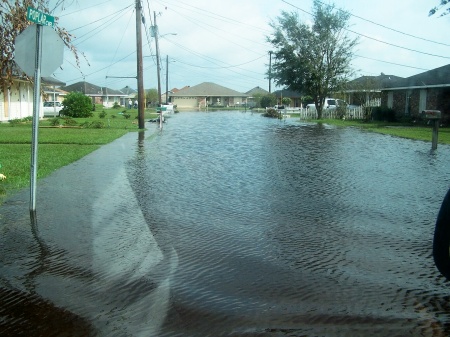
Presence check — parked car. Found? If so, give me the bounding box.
[43,101,63,117]
[307,98,346,110]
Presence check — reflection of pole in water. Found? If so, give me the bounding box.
[25,210,50,294]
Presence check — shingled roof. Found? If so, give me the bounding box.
[383,64,450,89]
[171,82,247,97]
[61,81,126,96]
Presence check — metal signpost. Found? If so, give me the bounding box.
[14,7,63,213]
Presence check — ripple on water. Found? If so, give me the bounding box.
[1,112,450,336]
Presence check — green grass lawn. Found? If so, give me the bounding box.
[0,107,158,203]
[314,118,450,144]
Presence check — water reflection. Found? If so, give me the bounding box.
[0,112,449,336]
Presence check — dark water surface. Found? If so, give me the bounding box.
[1,111,450,336]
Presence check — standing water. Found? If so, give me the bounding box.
[1,111,450,337]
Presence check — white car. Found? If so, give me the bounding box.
[43,101,63,117]
[307,98,346,110]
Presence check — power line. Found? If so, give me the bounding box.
[282,0,450,59]
[314,0,450,47]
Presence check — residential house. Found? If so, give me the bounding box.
[245,86,269,108]
[380,64,450,123]
[345,73,403,107]
[43,85,67,103]
[1,77,65,122]
[120,86,137,107]
[170,82,248,109]
[272,88,303,108]
[61,81,127,108]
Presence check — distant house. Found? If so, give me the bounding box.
[43,85,67,103]
[0,77,65,122]
[170,82,248,109]
[380,64,450,123]
[272,88,303,108]
[61,81,127,108]
[344,73,403,107]
[245,86,269,108]
[120,86,137,107]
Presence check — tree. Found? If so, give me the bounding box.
[145,88,159,105]
[429,1,450,16]
[0,0,82,91]
[268,1,358,119]
[60,92,93,118]
[282,97,291,107]
[260,94,277,108]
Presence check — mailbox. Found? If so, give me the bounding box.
[422,110,441,120]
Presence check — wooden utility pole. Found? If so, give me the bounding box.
[136,0,145,129]
[166,55,169,104]
[268,51,273,94]
[154,11,162,106]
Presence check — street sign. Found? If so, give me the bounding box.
[27,7,54,27]
[14,25,64,77]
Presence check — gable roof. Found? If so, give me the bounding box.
[171,82,247,97]
[383,64,450,89]
[272,88,302,98]
[120,86,137,95]
[347,74,404,91]
[246,86,269,95]
[61,81,126,96]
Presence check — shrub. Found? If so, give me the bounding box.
[263,108,281,118]
[62,117,78,126]
[49,117,61,126]
[61,92,94,118]
[123,113,131,119]
[99,110,107,118]
[112,102,120,109]
[371,106,397,122]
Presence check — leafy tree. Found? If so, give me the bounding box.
[60,92,93,118]
[0,0,82,91]
[260,94,277,108]
[282,97,291,106]
[429,1,450,16]
[145,88,159,105]
[268,1,358,119]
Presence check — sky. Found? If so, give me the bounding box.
[46,0,450,93]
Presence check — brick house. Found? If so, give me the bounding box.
[381,64,450,124]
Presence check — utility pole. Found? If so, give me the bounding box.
[268,51,273,94]
[154,11,162,106]
[136,0,145,129]
[165,55,169,104]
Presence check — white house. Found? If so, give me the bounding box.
[0,77,65,122]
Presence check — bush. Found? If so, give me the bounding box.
[263,108,281,118]
[99,110,107,118]
[371,106,397,122]
[61,92,94,118]
[112,102,120,109]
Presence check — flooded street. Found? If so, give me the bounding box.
[1,111,450,336]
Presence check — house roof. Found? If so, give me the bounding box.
[61,81,126,96]
[171,82,247,97]
[246,86,269,96]
[120,86,137,95]
[347,74,404,90]
[383,64,450,89]
[272,88,302,98]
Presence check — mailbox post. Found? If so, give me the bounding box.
[422,110,441,150]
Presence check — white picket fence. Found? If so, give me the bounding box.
[279,107,366,120]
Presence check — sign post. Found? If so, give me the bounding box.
[14,7,62,213]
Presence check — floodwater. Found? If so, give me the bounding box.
[1,111,450,337]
